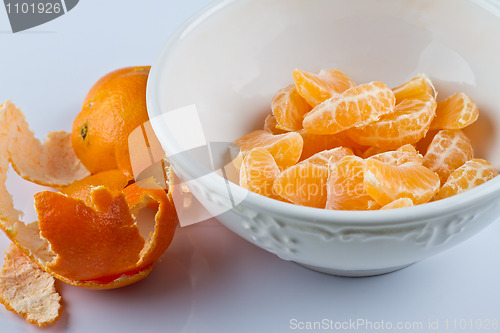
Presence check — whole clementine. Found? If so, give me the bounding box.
[71,66,151,176]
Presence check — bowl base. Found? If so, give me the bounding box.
[297,263,413,277]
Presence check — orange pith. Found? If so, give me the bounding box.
[326,155,379,210]
[434,159,498,200]
[293,69,355,107]
[271,84,311,131]
[234,130,303,169]
[273,147,353,208]
[302,81,396,135]
[239,148,282,200]
[430,92,479,130]
[71,66,151,176]
[347,92,437,149]
[423,129,474,183]
[364,158,440,206]
[368,144,423,166]
[392,73,436,103]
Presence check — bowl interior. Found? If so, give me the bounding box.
[148,0,500,192]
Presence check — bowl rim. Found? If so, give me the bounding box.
[147,0,500,227]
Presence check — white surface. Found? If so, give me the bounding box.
[0,1,498,332]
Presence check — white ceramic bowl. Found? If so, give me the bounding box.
[147,0,500,276]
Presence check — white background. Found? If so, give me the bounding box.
[0,1,499,332]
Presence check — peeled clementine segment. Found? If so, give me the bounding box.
[0,101,89,188]
[263,114,287,135]
[393,74,436,103]
[434,159,498,201]
[302,81,396,135]
[60,169,132,206]
[364,159,440,206]
[423,129,474,183]
[326,155,379,210]
[298,130,345,161]
[347,93,437,149]
[361,146,390,158]
[430,93,479,130]
[369,144,423,166]
[380,198,414,210]
[362,144,419,159]
[293,68,355,107]
[234,130,303,169]
[239,148,282,200]
[0,244,62,327]
[271,84,312,131]
[273,147,353,208]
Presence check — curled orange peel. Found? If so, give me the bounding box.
[0,101,178,291]
[0,101,90,188]
[0,244,62,327]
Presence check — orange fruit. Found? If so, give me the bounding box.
[369,144,423,166]
[234,130,303,169]
[326,155,379,210]
[346,93,436,149]
[273,147,353,207]
[434,159,498,200]
[271,84,311,131]
[302,81,396,135]
[380,198,414,210]
[423,129,474,183]
[364,158,440,206]
[430,92,479,130]
[393,74,436,103]
[263,114,287,135]
[71,66,151,176]
[293,68,355,107]
[239,148,282,200]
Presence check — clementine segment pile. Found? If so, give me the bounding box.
[234,69,497,211]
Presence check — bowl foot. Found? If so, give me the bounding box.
[297,263,414,277]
